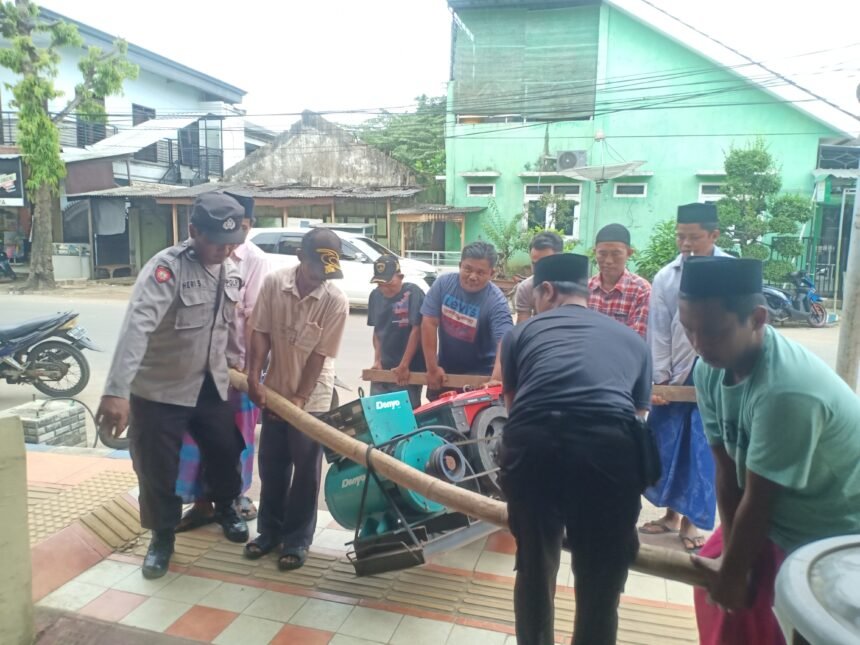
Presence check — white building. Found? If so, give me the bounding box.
[0,7,255,278]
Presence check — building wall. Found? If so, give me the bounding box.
[446,4,838,253]
[0,49,205,131]
[226,115,417,188]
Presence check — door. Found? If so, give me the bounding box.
[139,209,171,266]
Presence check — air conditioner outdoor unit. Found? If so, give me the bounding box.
[557,150,588,171]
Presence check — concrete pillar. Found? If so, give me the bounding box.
[0,415,34,645]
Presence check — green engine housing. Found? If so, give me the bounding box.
[324,391,458,537]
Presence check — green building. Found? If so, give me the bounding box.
[424,0,858,286]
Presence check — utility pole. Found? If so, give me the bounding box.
[836,182,860,389]
[835,83,860,388]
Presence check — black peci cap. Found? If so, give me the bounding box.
[677,202,718,225]
[533,253,590,285]
[371,254,401,283]
[680,257,762,298]
[190,191,247,244]
[595,223,631,246]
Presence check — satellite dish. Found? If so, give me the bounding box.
[560,161,646,190]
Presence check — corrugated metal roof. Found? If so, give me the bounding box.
[391,205,486,216]
[69,182,423,201]
[61,117,199,164]
[66,183,181,199]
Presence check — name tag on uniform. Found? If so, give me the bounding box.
[182,279,203,289]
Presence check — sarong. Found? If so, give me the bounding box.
[694,527,786,645]
[643,400,716,529]
[175,386,259,503]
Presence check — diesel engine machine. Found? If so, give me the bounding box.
[321,386,508,576]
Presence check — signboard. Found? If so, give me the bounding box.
[0,157,25,207]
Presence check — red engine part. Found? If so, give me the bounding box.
[414,385,503,435]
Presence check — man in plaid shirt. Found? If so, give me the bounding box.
[588,224,650,338]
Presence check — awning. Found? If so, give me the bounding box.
[813,168,860,180]
[62,116,199,163]
[392,204,485,223]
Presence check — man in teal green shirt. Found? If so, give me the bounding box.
[676,257,860,645]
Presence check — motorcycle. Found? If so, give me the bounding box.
[0,311,100,396]
[763,269,828,328]
[0,250,17,281]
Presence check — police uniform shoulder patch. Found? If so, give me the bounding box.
[224,276,243,289]
[154,266,173,284]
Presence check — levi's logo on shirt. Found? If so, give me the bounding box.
[441,294,479,342]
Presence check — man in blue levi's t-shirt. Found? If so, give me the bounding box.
[421,241,513,399]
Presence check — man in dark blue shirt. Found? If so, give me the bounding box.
[421,241,513,400]
[500,253,652,645]
[367,255,425,408]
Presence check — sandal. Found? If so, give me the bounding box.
[278,546,308,571]
[681,534,706,553]
[175,504,215,533]
[243,534,280,560]
[234,496,258,521]
[638,519,680,535]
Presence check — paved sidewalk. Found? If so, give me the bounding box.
[24,447,699,644]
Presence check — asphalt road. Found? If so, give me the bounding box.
[1,290,374,443]
[1,287,846,443]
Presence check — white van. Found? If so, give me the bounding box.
[248,228,439,307]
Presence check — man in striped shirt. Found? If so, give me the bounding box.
[588,224,650,338]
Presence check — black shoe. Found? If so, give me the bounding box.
[215,503,249,543]
[142,530,174,579]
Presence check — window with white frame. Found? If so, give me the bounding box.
[699,183,726,202]
[523,184,581,238]
[613,183,647,198]
[467,184,495,197]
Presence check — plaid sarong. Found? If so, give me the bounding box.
[175,386,259,503]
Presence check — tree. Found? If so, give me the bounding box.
[357,95,445,179]
[0,0,137,289]
[480,199,529,277]
[716,138,812,282]
[635,220,678,283]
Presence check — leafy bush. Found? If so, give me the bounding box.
[635,220,678,282]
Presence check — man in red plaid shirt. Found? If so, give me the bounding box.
[588,224,650,338]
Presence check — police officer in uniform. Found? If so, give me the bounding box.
[499,253,652,645]
[97,191,250,579]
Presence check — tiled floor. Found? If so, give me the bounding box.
[26,446,700,644]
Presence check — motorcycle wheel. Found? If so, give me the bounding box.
[807,303,828,328]
[28,340,90,397]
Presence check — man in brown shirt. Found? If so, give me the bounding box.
[244,228,349,570]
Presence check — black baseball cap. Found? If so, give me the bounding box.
[190,192,246,244]
[371,255,401,283]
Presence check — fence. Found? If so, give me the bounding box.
[404,250,462,268]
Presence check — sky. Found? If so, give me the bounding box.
[39,0,860,132]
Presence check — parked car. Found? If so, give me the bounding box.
[248,228,438,307]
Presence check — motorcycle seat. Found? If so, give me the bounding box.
[0,313,71,342]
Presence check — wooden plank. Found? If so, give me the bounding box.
[360,369,696,403]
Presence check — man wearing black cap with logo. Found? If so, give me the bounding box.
[641,202,730,551]
[367,254,425,408]
[588,223,650,338]
[97,191,251,579]
[245,227,349,571]
[499,253,653,645]
[676,257,860,644]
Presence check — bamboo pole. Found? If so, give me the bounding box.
[230,371,706,587]
[361,369,698,403]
